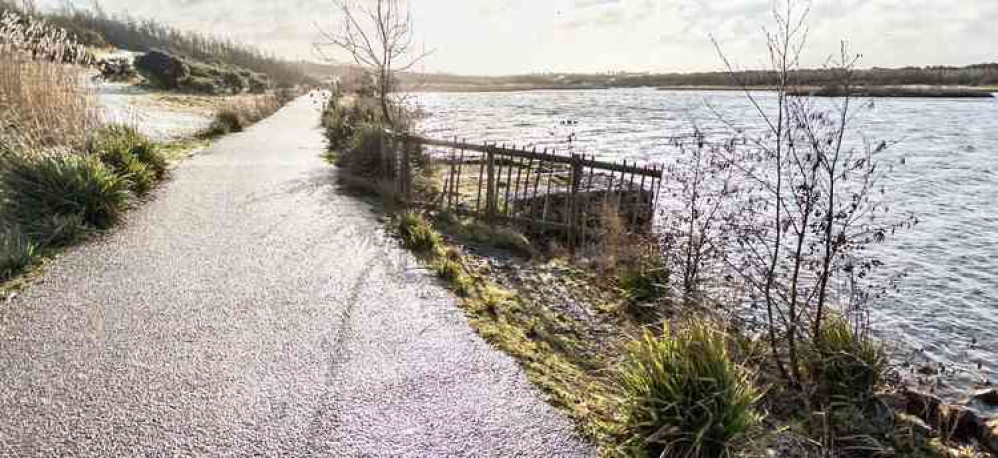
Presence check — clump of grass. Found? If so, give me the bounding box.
[487,225,533,256]
[206,108,243,135]
[88,124,166,195]
[0,225,37,281]
[0,153,131,244]
[433,257,475,297]
[617,248,669,305]
[396,211,442,255]
[616,319,763,458]
[435,258,462,281]
[590,204,669,307]
[806,314,888,404]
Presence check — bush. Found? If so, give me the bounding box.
[322,102,354,152]
[247,72,269,93]
[0,226,37,281]
[617,319,762,458]
[89,125,166,194]
[207,109,244,135]
[219,70,246,94]
[322,95,383,153]
[182,76,221,94]
[447,218,533,257]
[806,315,888,404]
[338,124,399,180]
[0,153,131,243]
[396,211,442,255]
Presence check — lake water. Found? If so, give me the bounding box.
[414,88,998,397]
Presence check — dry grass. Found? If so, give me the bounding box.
[200,93,284,137]
[1,10,102,152]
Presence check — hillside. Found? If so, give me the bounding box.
[0,1,315,92]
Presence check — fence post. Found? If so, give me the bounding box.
[567,154,584,249]
[486,146,497,227]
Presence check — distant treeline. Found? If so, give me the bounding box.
[615,64,998,88]
[403,64,998,92]
[0,0,315,88]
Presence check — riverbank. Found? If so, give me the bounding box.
[414,88,998,405]
[320,90,998,457]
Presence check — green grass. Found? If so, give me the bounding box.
[615,319,763,458]
[89,125,167,195]
[434,213,533,257]
[806,315,888,404]
[0,153,131,244]
[0,226,38,282]
[0,129,199,288]
[615,245,670,311]
[396,211,443,255]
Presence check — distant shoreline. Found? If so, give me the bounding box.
[406,83,996,98]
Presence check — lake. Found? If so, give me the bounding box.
[414,88,998,397]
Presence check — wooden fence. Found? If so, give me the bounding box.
[390,133,663,246]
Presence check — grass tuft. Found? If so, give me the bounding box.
[806,314,888,404]
[89,124,166,195]
[396,211,443,255]
[0,153,131,244]
[207,109,244,135]
[616,319,763,458]
[0,226,38,281]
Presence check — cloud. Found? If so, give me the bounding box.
[36,0,997,74]
[561,7,624,29]
[574,0,621,9]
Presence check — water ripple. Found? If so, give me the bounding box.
[415,88,998,397]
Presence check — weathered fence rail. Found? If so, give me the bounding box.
[391,133,663,246]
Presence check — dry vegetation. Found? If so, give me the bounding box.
[0,8,101,152]
[200,91,294,137]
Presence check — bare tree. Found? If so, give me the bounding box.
[664,0,914,389]
[316,0,429,129]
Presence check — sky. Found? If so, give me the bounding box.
[40,0,998,75]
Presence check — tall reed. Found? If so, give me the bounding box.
[1,9,101,152]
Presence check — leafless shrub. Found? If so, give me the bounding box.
[663,0,914,389]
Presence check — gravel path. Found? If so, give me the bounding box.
[0,98,592,456]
